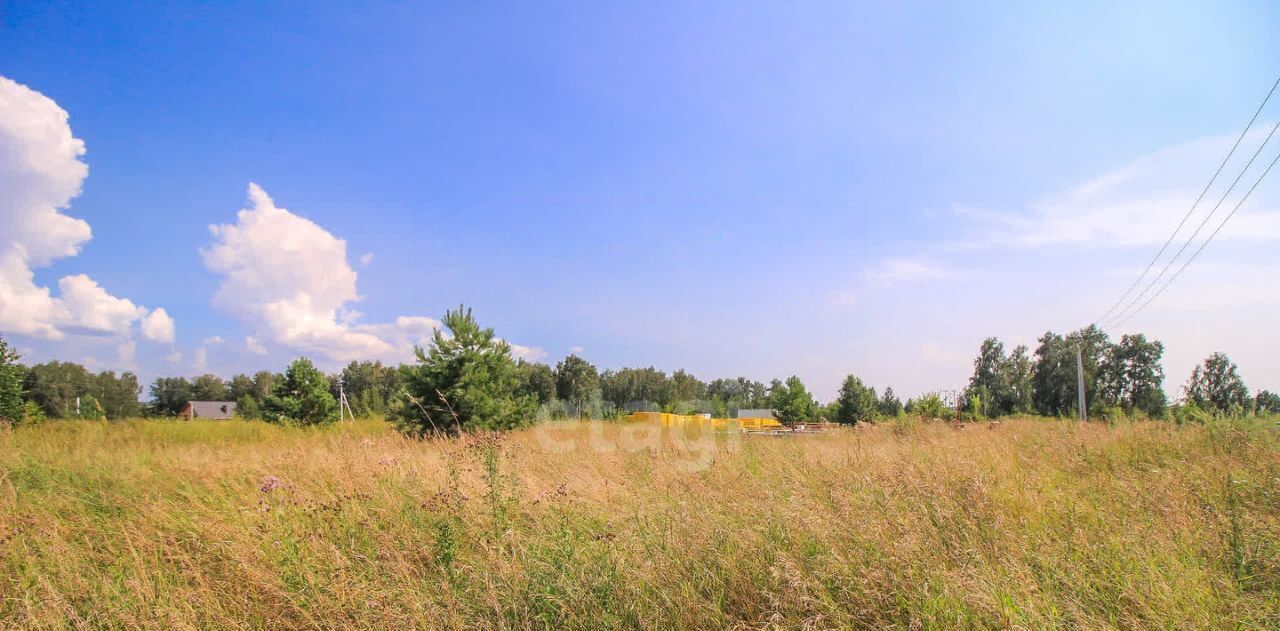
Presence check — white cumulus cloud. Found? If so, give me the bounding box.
[140,308,176,343]
[202,184,454,363]
[0,75,169,344]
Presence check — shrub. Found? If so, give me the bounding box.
[1099,405,1127,423]
[962,393,985,422]
[1172,401,1216,425]
[19,401,47,426]
[910,393,950,420]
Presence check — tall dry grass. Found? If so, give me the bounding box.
[1,416,1278,629]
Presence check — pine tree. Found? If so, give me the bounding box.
[834,375,878,424]
[393,305,535,434]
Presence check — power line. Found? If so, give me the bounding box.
[1095,75,1280,326]
[1107,143,1280,331]
[1103,117,1280,329]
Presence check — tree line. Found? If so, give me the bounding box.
[960,325,1277,421]
[3,313,1278,430]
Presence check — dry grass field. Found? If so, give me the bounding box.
[2,416,1278,629]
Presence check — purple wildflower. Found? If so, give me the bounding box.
[259,475,280,493]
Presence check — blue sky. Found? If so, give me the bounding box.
[3,0,1280,400]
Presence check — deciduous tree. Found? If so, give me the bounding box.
[149,376,193,416]
[0,335,24,423]
[25,361,94,418]
[1185,352,1249,414]
[516,361,557,405]
[94,371,141,419]
[1255,390,1280,414]
[191,374,230,401]
[1099,334,1166,417]
[1032,325,1110,417]
[770,375,816,425]
[264,357,339,426]
[555,354,599,417]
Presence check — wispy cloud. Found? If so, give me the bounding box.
[948,126,1280,251]
[863,257,965,287]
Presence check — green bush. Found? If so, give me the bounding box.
[1099,405,1127,423]
[1172,401,1216,425]
[961,393,985,422]
[909,393,950,420]
[19,401,47,426]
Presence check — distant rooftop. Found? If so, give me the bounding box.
[183,401,236,420]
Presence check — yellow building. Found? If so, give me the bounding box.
[624,411,782,431]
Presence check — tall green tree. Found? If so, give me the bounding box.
[263,357,339,426]
[1032,325,1110,417]
[1185,352,1249,414]
[1099,334,1166,417]
[706,377,769,413]
[770,375,816,425]
[1002,345,1034,414]
[516,361,557,405]
[339,360,397,417]
[1255,390,1280,414]
[252,371,277,400]
[191,374,230,401]
[228,373,256,418]
[94,371,142,419]
[0,335,24,422]
[555,354,600,417]
[877,387,904,416]
[228,374,256,401]
[668,369,707,404]
[834,375,878,424]
[964,338,1008,416]
[601,367,672,410]
[393,306,535,434]
[25,361,94,418]
[962,338,1036,417]
[148,376,193,416]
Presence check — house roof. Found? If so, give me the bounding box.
[186,400,236,419]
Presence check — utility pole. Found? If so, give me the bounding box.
[1075,346,1088,422]
[338,380,354,421]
